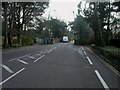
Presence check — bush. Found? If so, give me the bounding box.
[74,38,89,45]
[21,36,34,46]
[97,46,120,71]
[12,44,23,47]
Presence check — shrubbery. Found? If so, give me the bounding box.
[97,46,120,71]
[74,38,90,45]
[21,36,34,46]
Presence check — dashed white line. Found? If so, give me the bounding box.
[0,68,25,85]
[81,46,84,51]
[17,59,28,64]
[87,47,120,77]
[33,55,45,63]
[9,54,31,61]
[83,51,87,56]
[95,70,110,90]
[86,56,93,65]
[1,64,14,73]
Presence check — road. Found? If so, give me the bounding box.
[1,43,120,89]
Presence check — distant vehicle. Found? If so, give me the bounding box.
[63,36,69,43]
[59,38,63,43]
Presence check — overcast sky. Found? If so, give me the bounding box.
[43,0,81,23]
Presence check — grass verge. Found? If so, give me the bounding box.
[90,45,120,72]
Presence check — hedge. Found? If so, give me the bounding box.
[97,46,120,71]
[21,36,34,46]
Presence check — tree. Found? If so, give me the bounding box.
[2,2,8,48]
[78,2,115,46]
[71,14,94,45]
[2,2,49,48]
[49,18,67,38]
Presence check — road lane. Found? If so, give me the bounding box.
[83,46,120,89]
[1,43,120,89]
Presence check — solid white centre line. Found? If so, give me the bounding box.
[33,55,45,63]
[83,51,87,56]
[1,64,14,73]
[95,70,109,90]
[0,68,25,85]
[17,59,28,64]
[86,56,93,65]
[81,46,84,51]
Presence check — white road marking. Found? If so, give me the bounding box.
[47,49,53,53]
[81,46,84,51]
[96,55,120,77]
[32,54,41,57]
[53,47,57,50]
[17,59,28,64]
[86,56,93,65]
[27,56,36,59]
[0,68,25,85]
[87,47,94,54]
[1,64,14,73]
[33,55,45,63]
[95,70,109,90]
[83,51,87,56]
[40,51,46,54]
[87,47,120,77]
[36,54,41,56]
[9,54,31,61]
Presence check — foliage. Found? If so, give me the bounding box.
[77,1,120,46]
[70,15,94,45]
[2,2,49,48]
[49,18,68,38]
[21,36,33,45]
[97,46,120,71]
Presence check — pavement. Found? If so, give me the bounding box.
[1,43,120,89]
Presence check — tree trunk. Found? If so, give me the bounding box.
[17,4,21,44]
[106,2,111,45]
[3,2,8,48]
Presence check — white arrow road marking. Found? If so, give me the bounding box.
[33,55,45,63]
[95,70,109,90]
[17,59,28,64]
[0,68,25,85]
[1,64,14,73]
[86,56,93,65]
